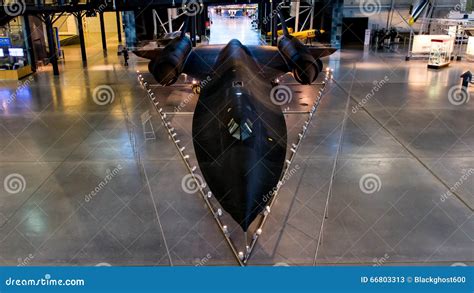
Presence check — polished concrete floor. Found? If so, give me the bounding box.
[0,18,473,266]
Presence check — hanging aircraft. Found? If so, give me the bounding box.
[134,15,336,231]
[409,0,432,25]
[267,28,324,44]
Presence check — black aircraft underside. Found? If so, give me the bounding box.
[134,24,336,232]
[192,40,287,231]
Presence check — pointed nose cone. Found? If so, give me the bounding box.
[192,90,287,231]
[193,140,285,232]
[207,146,283,231]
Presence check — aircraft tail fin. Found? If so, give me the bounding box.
[181,16,189,38]
[409,0,431,26]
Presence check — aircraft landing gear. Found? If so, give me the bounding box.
[192,84,201,95]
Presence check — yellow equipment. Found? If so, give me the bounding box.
[267,28,323,43]
[266,27,294,37]
[291,29,317,41]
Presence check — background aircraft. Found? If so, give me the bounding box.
[409,0,431,25]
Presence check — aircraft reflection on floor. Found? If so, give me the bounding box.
[134,18,336,232]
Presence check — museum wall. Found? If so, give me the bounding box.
[342,0,466,33]
[53,12,120,35]
[84,12,120,34]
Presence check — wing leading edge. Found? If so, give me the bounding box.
[134,43,336,83]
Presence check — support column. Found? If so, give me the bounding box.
[202,5,209,37]
[264,1,269,34]
[330,0,343,50]
[310,0,315,30]
[167,8,173,33]
[191,15,197,46]
[270,1,275,46]
[386,0,395,29]
[197,7,206,41]
[196,10,201,42]
[76,13,87,67]
[123,11,137,48]
[116,10,122,43]
[45,14,59,76]
[99,12,107,55]
[294,0,300,32]
[23,15,36,72]
[257,2,262,29]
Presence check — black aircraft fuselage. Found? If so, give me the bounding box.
[135,28,336,231]
[192,39,287,231]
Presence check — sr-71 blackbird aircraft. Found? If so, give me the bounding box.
[135,16,336,231]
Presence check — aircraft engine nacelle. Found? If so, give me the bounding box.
[149,36,192,86]
[278,36,321,85]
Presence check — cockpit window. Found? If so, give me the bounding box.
[227,118,254,141]
[232,81,244,88]
[241,120,253,140]
[227,118,240,140]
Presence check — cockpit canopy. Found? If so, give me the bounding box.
[227,117,254,141]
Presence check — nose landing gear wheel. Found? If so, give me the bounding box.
[192,84,201,95]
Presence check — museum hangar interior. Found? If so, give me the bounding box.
[0,0,472,266]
